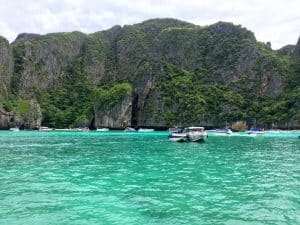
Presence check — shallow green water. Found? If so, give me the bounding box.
[0,131,299,225]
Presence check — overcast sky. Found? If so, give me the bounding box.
[0,0,299,49]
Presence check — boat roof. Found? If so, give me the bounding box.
[250,128,264,131]
[187,127,204,129]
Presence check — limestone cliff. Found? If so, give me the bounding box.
[0,19,299,129]
[294,37,300,57]
[94,94,132,129]
[0,36,12,99]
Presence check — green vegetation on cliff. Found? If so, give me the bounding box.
[36,57,95,128]
[94,83,132,110]
[0,19,299,129]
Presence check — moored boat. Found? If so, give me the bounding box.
[70,127,89,132]
[124,127,136,132]
[247,128,265,134]
[207,128,232,135]
[138,128,154,132]
[81,127,89,132]
[96,128,109,132]
[9,127,19,132]
[38,126,53,132]
[168,127,207,142]
[168,128,187,142]
[185,127,208,142]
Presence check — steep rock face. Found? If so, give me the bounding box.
[0,36,14,128]
[111,21,287,127]
[14,33,42,43]
[0,108,13,128]
[0,99,42,129]
[156,22,283,96]
[90,20,297,128]
[115,19,194,80]
[13,99,42,129]
[94,94,132,128]
[11,32,87,97]
[82,30,115,85]
[0,18,299,129]
[278,45,296,56]
[131,73,155,127]
[294,37,300,57]
[0,36,12,99]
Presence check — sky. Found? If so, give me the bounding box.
[0,0,299,49]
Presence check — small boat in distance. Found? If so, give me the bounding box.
[81,127,89,132]
[168,127,208,142]
[267,129,281,133]
[9,127,19,132]
[96,128,109,132]
[185,127,208,142]
[38,126,53,132]
[70,127,89,132]
[168,128,187,142]
[124,127,136,132]
[138,128,154,132]
[207,128,232,135]
[247,128,265,134]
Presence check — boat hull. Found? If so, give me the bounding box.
[9,128,19,132]
[138,128,154,132]
[168,128,207,142]
[97,128,109,132]
[207,129,232,135]
[168,137,187,142]
[187,132,208,142]
[124,127,136,132]
[247,131,265,134]
[168,134,187,142]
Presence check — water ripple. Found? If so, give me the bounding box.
[0,131,299,224]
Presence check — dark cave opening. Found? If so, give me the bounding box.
[131,93,139,128]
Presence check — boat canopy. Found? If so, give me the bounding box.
[186,127,204,131]
[169,128,183,133]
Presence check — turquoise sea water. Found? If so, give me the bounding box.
[0,131,299,225]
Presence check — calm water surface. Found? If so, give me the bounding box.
[0,131,299,225]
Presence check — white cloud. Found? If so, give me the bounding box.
[0,0,299,48]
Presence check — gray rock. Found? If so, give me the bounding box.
[0,36,13,99]
[94,94,132,129]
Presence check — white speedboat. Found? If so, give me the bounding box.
[124,127,136,132]
[70,127,89,132]
[96,128,109,132]
[247,128,265,134]
[138,128,154,132]
[9,127,19,132]
[168,127,207,142]
[168,128,187,142]
[81,127,89,132]
[185,127,208,142]
[38,126,53,132]
[207,128,232,135]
